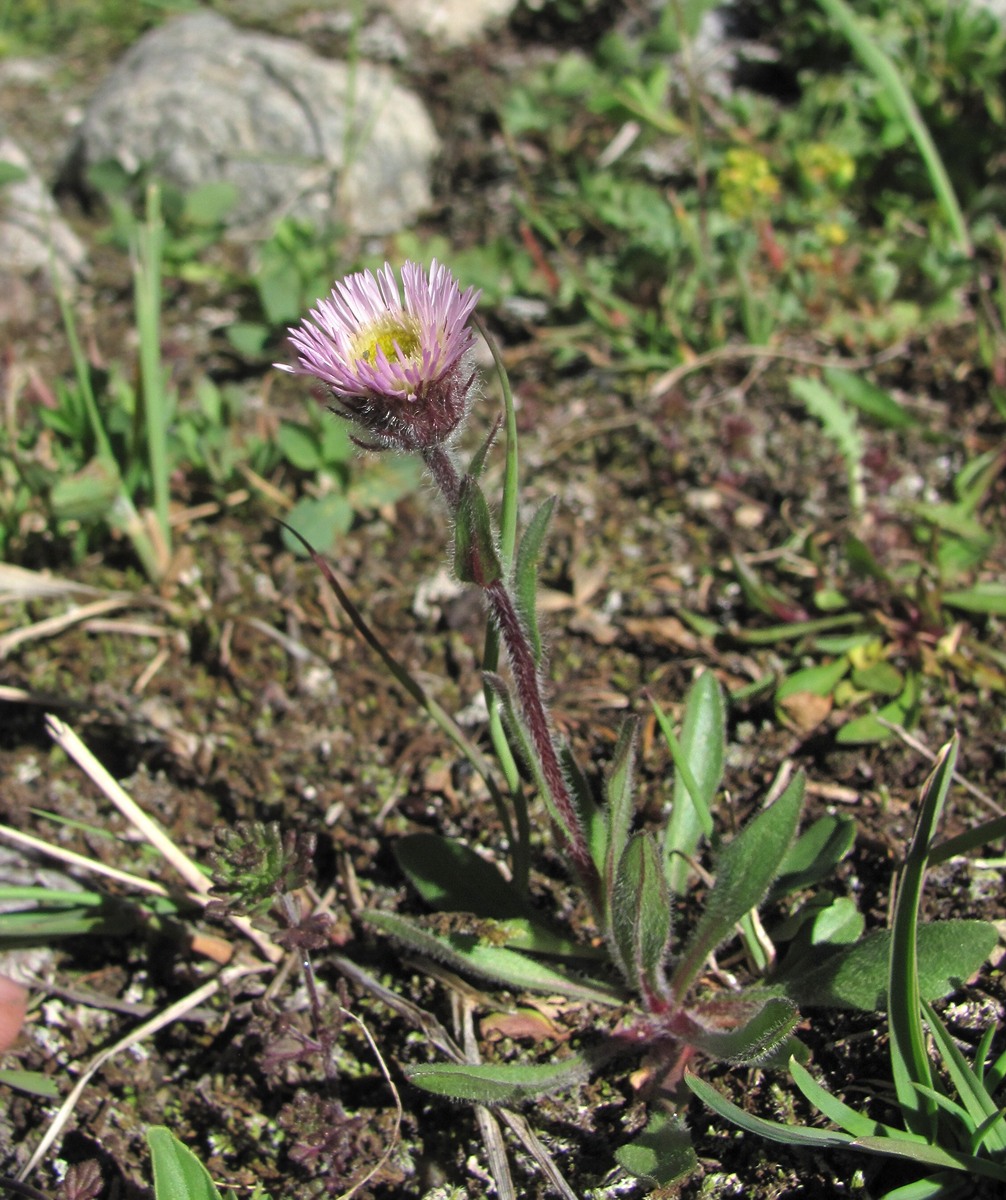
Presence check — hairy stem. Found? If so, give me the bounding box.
[423,446,600,905]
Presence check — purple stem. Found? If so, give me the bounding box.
[423,446,600,905]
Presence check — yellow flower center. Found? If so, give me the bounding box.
[354,316,422,367]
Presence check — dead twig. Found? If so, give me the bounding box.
[44,715,283,962]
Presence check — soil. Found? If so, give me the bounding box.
[1,8,1005,1200]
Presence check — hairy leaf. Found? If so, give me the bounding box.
[362,910,623,1005]
[407,1044,618,1105]
[514,496,556,664]
[603,716,639,933]
[454,474,502,587]
[687,996,799,1065]
[611,832,670,999]
[774,921,997,1012]
[614,1108,697,1187]
[670,773,803,1000]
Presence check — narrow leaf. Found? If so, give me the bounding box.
[658,673,724,895]
[823,367,918,430]
[611,833,671,1000]
[922,998,1006,1152]
[454,474,502,587]
[0,1069,60,1099]
[514,496,556,664]
[789,1057,900,1139]
[850,1135,1006,1181]
[468,413,501,480]
[670,773,803,1000]
[686,1075,855,1149]
[769,814,856,900]
[362,910,624,1005]
[407,1044,618,1105]
[889,738,958,1138]
[941,582,1006,616]
[603,716,639,931]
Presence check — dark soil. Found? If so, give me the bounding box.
[1,7,1005,1200]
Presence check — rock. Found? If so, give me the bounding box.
[0,135,87,306]
[381,0,517,46]
[66,11,440,236]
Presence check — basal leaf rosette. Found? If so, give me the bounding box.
[278,260,481,453]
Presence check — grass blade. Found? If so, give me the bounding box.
[814,0,970,256]
[888,737,958,1139]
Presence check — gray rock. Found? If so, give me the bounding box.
[381,0,517,46]
[66,11,440,236]
[0,135,87,294]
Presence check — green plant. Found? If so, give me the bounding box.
[147,1128,223,1200]
[280,260,996,1189]
[725,379,1005,743]
[691,738,1006,1198]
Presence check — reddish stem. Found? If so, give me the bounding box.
[423,446,600,907]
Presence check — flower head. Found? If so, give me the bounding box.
[278,260,481,452]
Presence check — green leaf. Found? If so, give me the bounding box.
[0,899,138,940]
[603,716,639,930]
[941,582,1006,616]
[774,895,865,972]
[346,454,421,508]
[789,376,864,510]
[836,672,921,744]
[181,181,238,226]
[789,1057,890,1139]
[774,921,997,1011]
[281,493,354,556]
[513,496,556,665]
[670,773,803,1000]
[611,833,670,999]
[776,658,849,702]
[823,368,918,430]
[0,1069,60,1099]
[889,738,957,1138]
[0,161,29,186]
[850,660,904,697]
[614,1108,698,1187]
[225,321,268,358]
[147,1126,224,1200]
[394,834,534,920]
[276,422,323,471]
[849,1135,1006,1181]
[769,813,856,899]
[737,612,865,644]
[659,672,724,895]
[362,910,623,1005]
[454,474,502,587]
[687,996,799,1065]
[686,1074,855,1149]
[49,457,122,522]
[466,416,499,480]
[406,1044,617,1105]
